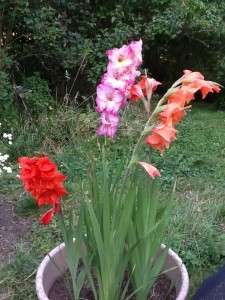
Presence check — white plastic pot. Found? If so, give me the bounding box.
[36,242,189,300]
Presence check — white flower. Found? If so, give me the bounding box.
[3,133,12,140]
[3,166,12,173]
[0,154,9,162]
[1,124,13,175]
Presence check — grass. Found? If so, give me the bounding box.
[0,101,225,299]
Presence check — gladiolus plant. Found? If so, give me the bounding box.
[19,40,221,300]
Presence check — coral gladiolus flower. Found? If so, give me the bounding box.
[182,79,221,99]
[168,88,195,107]
[183,70,204,80]
[137,161,160,179]
[153,124,177,143]
[159,103,186,126]
[146,133,170,154]
[146,124,177,153]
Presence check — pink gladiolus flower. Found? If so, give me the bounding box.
[96,111,120,139]
[137,161,160,179]
[96,84,125,114]
[102,69,133,92]
[129,39,143,67]
[106,44,134,73]
[96,40,144,139]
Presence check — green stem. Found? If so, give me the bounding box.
[126,86,179,172]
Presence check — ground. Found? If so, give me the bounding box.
[0,197,31,265]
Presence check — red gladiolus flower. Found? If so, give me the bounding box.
[129,83,144,102]
[139,76,161,95]
[137,161,160,179]
[41,203,60,225]
[129,76,161,102]
[19,154,68,225]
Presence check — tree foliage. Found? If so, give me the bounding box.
[0,0,225,121]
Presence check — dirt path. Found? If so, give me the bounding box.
[0,197,31,265]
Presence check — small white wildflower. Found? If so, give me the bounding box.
[0,154,9,162]
[7,134,12,140]
[3,166,12,173]
[7,167,12,173]
[3,133,8,138]
[9,141,12,145]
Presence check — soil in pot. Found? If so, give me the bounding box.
[49,264,176,300]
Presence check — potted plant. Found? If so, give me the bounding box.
[19,39,220,300]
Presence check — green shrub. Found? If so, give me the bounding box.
[0,71,18,128]
[21,74,55,115]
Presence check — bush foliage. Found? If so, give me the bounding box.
[0,0,225,124]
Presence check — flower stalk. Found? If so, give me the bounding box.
[126,85,179,171]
